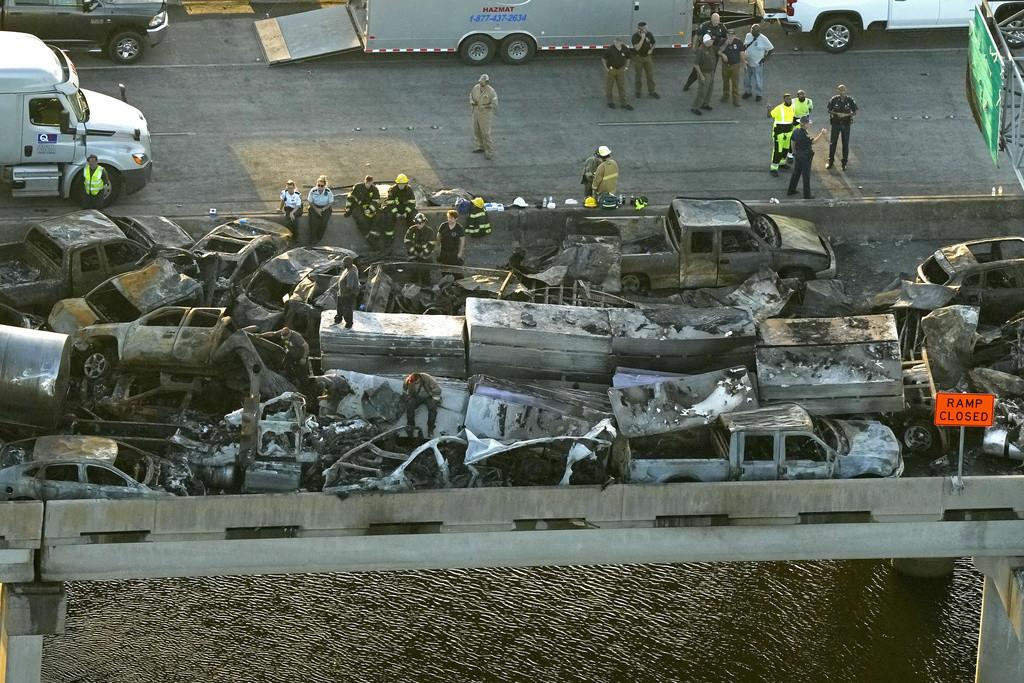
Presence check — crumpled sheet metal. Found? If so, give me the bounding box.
[532,235,622,292]
[322,369,468,436]
[607,366,758,438]
[464,391,603,442]
[110,258,203,313]
[257,246,355,285]
[870,280,957,312]
[463,418,617,486]
[323,435,465,494]
[922,305,979,389]
[721,267,793,322]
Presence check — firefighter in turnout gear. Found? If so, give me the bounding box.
[769,93,796,176]
[388,173,417,232]
[344,175,380,240]
[465,197,491,236]
[404,213,436,262]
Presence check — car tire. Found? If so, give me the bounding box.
[620,273,648,294]
[82,345,116,380]
[108,30,146,64]
[818,17,856,53]
[500,34,536,64]
[459,34,496,65]
[901,420,938,455]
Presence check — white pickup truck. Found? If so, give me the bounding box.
[766,0,1024,52]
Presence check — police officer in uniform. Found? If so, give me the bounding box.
[465,197,491,237]
[470,74,498,159]
[768,93,796,176]
[344,175,380,241]
[786,115,826,199]
[826,84,858,170]
[81,154,111,209]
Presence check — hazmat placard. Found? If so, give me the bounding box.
[933,392,995,427]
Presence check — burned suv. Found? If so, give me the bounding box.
[916,237,1024,324]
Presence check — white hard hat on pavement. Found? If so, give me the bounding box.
[512,197,528,208]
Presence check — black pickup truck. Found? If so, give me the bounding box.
[1,0,168,64]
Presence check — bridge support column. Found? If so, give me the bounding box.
[890,557,956,578]
[0,583,66,683]
[973,557,1024,683]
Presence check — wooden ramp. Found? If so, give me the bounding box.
[254,5,362,65]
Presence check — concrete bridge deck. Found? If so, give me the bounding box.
[0,476,1018,582]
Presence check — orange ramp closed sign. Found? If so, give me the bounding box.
[934,392,995,427]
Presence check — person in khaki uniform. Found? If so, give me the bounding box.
[631,21,659,99]
[470,73,498,159]
[591,146,619,196]
[602,38,633,110]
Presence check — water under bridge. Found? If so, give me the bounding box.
[1,476,1022,681]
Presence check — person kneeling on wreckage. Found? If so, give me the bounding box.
[402,372,441,438]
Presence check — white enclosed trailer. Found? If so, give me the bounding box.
[255,0,694,65]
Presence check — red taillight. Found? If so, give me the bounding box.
[786,0,796,16]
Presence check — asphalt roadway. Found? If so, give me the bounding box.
[1,8,1021,221]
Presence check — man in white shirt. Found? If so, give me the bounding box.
[278,179,303,231]
[741,24,774,102]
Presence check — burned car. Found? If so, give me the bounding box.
[623,404,904,483]
[192,220,293,306]
[232,246,357,332]
[916,237,1024,324]
[0,458,172,501]
[72,306,235,379]
[48,258,204,334]
[0,434,196,495]
[574,197,836,293]
[108,215,195,250]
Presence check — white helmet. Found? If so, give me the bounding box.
[597,145,612,157]
[414,212,427,223]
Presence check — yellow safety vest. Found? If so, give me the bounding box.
[770,103,795,125]
[83,165,105,195]
[793,97,813,118]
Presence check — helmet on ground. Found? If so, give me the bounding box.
[633,195,649,211]
[472,197,485,208]
[584,196,598,208]
[512,197,528,208]
[599,193,619,210]
[414,212,427,223]
[395,173,409,184]
[597,145,612,157]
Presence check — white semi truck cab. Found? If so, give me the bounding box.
[0,31,152,207]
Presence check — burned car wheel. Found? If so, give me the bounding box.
[901,421,937,455]
[82,347,115,380]
[621,274,647,294]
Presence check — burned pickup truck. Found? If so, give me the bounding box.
[573,197,836,293]
[0,210,150,311]
[72,306,234,379]
[621,403,904,483]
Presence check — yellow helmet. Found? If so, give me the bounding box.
[395,173,409,184]
[472,197,485,208]
[584,196,598,208]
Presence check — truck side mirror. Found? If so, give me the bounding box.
[59,111,75,135]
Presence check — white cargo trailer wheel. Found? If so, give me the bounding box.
[460,34,496,64]
[500,34,536,64]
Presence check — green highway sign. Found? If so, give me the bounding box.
[968,6,1003,165]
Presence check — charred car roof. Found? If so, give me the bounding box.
[32,210,129,250]
[719,404,813,433]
